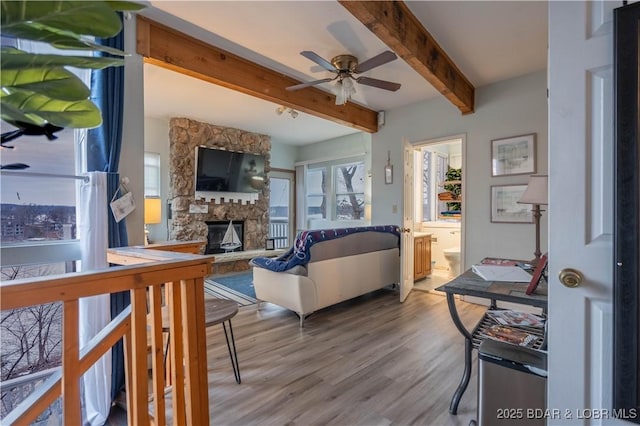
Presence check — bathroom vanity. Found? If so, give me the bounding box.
[414,232,432,280]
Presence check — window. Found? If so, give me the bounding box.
[144,152,161,197]
[0,39,92,414]
[306,166,327,219]
[305,157,366,222]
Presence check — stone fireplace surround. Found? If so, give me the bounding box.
[168,117,270,257]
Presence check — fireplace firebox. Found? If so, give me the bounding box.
[205,220,244,254]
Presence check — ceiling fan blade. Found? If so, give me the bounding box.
[355,50,398,74]
[300,51,337,73]
[356,76,401,92]
[286,77,336,91]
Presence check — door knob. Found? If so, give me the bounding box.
[397,227,411,233]
[559,268,583,288]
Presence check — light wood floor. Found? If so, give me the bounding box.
[200,289,484,426]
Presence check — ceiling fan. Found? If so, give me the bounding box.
[286,50,401,105]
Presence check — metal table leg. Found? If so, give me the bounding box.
[222,320,241,384]
[446,293,474,415]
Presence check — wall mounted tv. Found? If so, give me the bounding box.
[195,146,266,193]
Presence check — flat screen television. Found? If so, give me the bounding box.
[195,146,266,193]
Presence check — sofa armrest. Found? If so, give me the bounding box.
[252,267,317,315]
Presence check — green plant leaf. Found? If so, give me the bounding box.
[2,68,90,101]
[2,23,128,55]
[1,48,124,70]
[0,101,47,127]
[1,1,123,38]
[1,92,102,128]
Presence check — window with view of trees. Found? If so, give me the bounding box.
[306,158,366,222]
[335,161,365,220]
[0,39,91,419]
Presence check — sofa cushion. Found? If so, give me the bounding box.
[249,225,399,272]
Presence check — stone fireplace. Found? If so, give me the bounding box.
[205,220,244,254]
[168,117,270,253]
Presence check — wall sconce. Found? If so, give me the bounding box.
[275,105,298,118]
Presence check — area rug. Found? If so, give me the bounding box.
[204,272,257,306]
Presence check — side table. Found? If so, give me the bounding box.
[435,268,548,415]
[204,298,241,384]
[157,297,242,385]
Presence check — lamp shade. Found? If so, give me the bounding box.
[144,197,162,224]
[518,174,548,205]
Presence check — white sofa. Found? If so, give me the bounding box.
[251,226,400,326]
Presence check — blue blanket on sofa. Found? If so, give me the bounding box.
[250,225,400,272]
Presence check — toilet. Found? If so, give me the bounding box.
[443,247,461,277]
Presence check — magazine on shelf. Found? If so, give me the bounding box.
[482,325,539,347]
[481,257,520,266]
[486,310,545,328]
[471,264,533,282]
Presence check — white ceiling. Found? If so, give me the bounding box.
[143,1,548,146]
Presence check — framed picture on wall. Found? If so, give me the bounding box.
[490,184,534,223]
[491,133,536,176]
[384,164,393,184]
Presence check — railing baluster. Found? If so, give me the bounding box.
[149,284,166,426]
[168,280,186,425]
[180,277,209,424]
[62,299,81,424]
[131,287,150,424]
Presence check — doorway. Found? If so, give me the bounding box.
[411,135,465,292]
[268,169,295,249]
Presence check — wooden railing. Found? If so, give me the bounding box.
[0,242,212,425]
[269,219,290,249]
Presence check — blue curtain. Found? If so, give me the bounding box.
[87,13,129,400]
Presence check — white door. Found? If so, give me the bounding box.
[400,139,414,302]
[548,1,618,422]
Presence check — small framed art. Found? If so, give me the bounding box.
[491,133,536,176]
[384,164,393,184]
[265,238,275,250]
[490,184,533,223]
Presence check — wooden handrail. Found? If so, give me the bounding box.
[0,242,213,425]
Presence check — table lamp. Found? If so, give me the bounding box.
[144,197,162,245]
[518,174,548,264]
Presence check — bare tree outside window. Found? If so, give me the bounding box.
[335,162,365,220]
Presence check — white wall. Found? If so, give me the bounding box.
[296,132,370,163]
[144,117,170,243]
[372,71,548,269]
[270,141,296,170]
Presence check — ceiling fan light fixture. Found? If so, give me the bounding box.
[335,77,356,106]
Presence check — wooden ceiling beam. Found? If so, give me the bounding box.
[136,16,378,133]
[339,1,475,114]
